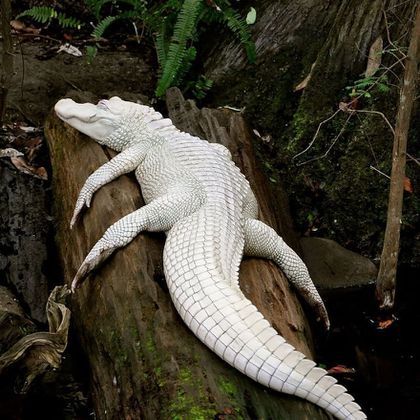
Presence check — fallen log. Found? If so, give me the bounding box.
[45,90,328,419]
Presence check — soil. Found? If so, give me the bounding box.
[5,40,156,124]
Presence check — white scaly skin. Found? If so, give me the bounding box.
[54,96,366,420]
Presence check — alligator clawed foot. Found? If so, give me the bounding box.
[71,247,115,292]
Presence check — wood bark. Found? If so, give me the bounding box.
[45,90,328,419]
[0,0,13,123]
[201,0,419,271]
[0,161,50,323]
[376,5,420,309]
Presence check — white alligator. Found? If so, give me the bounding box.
[54,96,366,419]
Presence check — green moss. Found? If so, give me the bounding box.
[217,377,244,419]
[168,389,216,420]
[179,367,193,383]
[145,331,156,354]
[218,377,237,397]
[166,366,217,420]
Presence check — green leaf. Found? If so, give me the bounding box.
[86,45,98,64]
[246,7,256,25]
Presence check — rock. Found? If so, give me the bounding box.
[300,237,377,291]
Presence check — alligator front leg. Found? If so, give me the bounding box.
[72,189,203,292]
[243,218,330,330]
[71,143,149,227]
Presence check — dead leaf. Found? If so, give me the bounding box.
[404,176,413,193]
[58,43,83,57]
[365,36,383,78]
[339,99,358,113]
[327,364,356,375]
[0,148,24,158]
[294,62,316,92]
[10,19,26,31]
[377,318,395,329]
[10,19,40,34]
[10,156,48,180]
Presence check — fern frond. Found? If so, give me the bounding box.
[86,0,147,19]
[17,6,57,24]
[92,15,119,39]
[155,0,203,97]
[91,11,138,39]
[222,8,256,63]
[192,75,213,99]
[173,46,196,85]
[56,13,83,29]
[17,6,82,29]
[155,22,169,68]
[85,0,111,19]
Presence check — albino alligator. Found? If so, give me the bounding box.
[54,96,366,419]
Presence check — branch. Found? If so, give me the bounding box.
[376,3,420,310]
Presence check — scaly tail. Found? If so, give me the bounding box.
[164,206,366,420]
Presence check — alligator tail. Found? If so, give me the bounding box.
[163,206,366,420]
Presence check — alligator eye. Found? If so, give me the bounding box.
[97,100,109,110]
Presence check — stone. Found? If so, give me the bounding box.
[300,237,377,291]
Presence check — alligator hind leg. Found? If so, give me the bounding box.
[243,218,330,330]
[72,189,203,292]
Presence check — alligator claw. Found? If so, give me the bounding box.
[71,247,115,292]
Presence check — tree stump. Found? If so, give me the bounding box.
[45,90,328,419]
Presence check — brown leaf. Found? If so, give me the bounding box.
[365,36,383,78]
[404,176,413,193]
[377,318,394,329]
[10,156,48,180]
[339,98,358,112]
[294,62,316,91]
[327,364,356,375]
[10,19,40,34]
[10,19,26,31]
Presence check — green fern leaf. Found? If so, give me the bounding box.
[173,46,196,85]
[156,22,169,68]
[17,6,82,29]
[56,12,83,29]
[155,0,204,97]
[92,15,119,39]
[91,10,140,39]
[17,6,57,24]
[222,8,256,63]
[192,75,213,99]
[86,0,147,19]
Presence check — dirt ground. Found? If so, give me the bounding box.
[6,39,156,124]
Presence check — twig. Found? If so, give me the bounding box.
[369,165,390,179]
[295,113,352,166]
[355,113,379,166]
[13,32,62,43]
[292,109,341,161]
[407,152,420,166]
[353,109,395,135]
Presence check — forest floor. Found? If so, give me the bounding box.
[1,35,420,419]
